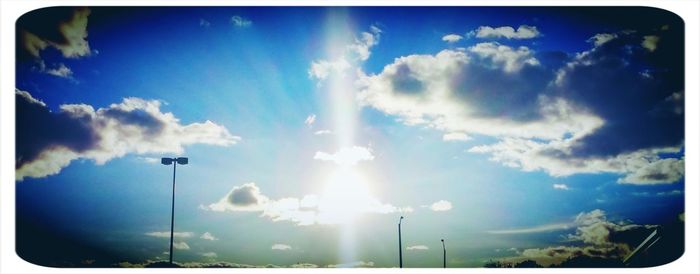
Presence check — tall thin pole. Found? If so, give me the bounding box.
[398,216,403,268]
[441,239,446,268]
[169,161,177,265]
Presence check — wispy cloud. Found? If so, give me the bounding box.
[552,184,570,190]
[487,223,571,235]
[407,245,429,250]
[231,15,252,27]
[145,231,194,238]
[304,114,316,126]
[173,242,190,250]
[427,200,452,211]
[271,244,292,250]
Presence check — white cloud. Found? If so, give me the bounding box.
[407,245,429,250]
[442,34,463,43]
[145,231,194,238]
[200,232,218,241]
[304,114,316,126]
[442,132,471,142]
[553,183,570,190]
[314,129,332,135]
[587,33,617,47]
[429,200,452,211]
[231,15,252,27]
[642,35,660,52]
[314,146,374,166]
[173,242,190,250]
[487,223,571,234]
[473,25,541,40]
[16,90,240,181]
[271,244,292,250]
[201,252,217,258]
[45,63,73,78]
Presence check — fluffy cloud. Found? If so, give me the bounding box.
[17,7,92,60]
[472,25,541,40]
[407,245,429,250]
[428,200,453,211]
[442,34,463,43]
[358,27,683,184]
[15,90,240,180]
[200,232,218,241]
[271,244,292,250]
[231,15,252,27]
[207,182,409,226]
[314,146,374,166]
[357,45,601,141]
[553,184,569,190]
[206,183,269,212]
[145,231,194,238]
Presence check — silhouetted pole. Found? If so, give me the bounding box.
[162,157,188,266]
[441,239,446,268]
[398,216,404,268]
[169,162,176,265]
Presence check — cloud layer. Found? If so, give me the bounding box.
[472,25,541,40]
[16,90,240,180]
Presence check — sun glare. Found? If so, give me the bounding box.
[318,167,374,224]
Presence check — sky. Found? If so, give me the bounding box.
[15,7,685,268]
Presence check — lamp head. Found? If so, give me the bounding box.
[161,158,173,165]
[176,157,188,165]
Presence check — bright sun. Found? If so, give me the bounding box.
[317,167,375,224]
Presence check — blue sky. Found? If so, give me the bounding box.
[15,7,684,268]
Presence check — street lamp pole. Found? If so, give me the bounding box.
[162,157,188,266]
[398,216,404,268]
[441,239,446,268]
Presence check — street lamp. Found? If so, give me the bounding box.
[398,216,404,268]
[441,239,446,268]
[161,157,188,265]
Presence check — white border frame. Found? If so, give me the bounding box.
[1,1,698,274]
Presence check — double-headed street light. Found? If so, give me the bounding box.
[161,157,188,266]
